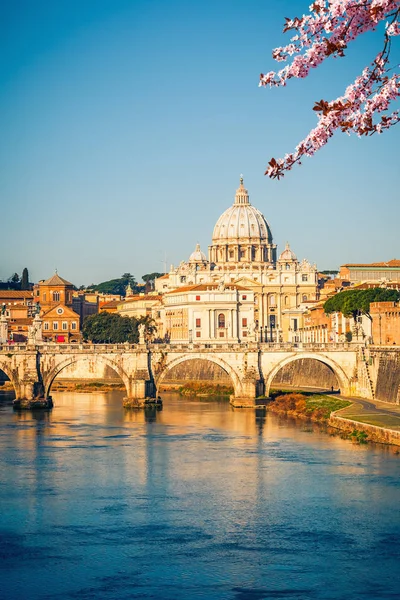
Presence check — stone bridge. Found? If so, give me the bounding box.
[0,341,373,408]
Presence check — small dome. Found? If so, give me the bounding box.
[189,243,207,263]
[212,177,273,243]
[279,242,297,262]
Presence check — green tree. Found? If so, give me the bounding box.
[20,268,29,290]
[8,273,20,284]
[142,272,164,283]
[138,315,157,340]
[82,312,139,343]
[87,273,137,296]
[324,288,400,321]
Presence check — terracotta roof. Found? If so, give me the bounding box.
[41,304,80,318]
[100,300,120,308]
[0,291,33,299]
[352,282,400,290]
[165,283,251,294]
[41,273,73,286]
[123,295,162,302]
[157,274,169,280]
[342,260,400,268]
[8,304,29,310]
[9,318,33,325]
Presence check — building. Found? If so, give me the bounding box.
[117,294,163,336]
[41,304,80,342]
[34,272,75,311]
[340,260,400,284]
[72,292,99,326]
[370,301,400,345]
[35,272,81,342]
[162,283,255,344]
[155,177,319,342]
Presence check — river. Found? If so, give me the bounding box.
[1,390,400,600]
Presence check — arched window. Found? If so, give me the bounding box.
[302,294,308,302]
[218,313,225,328]
[284,296,289,306]
[270,295,275,307]
[53,291,60,302]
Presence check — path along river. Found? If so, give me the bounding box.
[1,390,400,600]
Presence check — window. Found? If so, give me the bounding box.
[242,331,248,337]
[196,318,201,328]
[229,251,234,258]
[218,313,225,328]
[302,294,308,302]
[242,318,247,327]
[270,295,275,307]
[43,293,47,301]
[71,322,77,330]
[242,295,247,300]
[53,291,60,302]
[196,331,201,338]
[219,331,224,337]
[286,264,290,270]
[302,274,308,282]
[240,250,245,258]
[44,322,49,330]
[196,295,200,301]
[180,276,186,283]
[62,322,68,330]
[284,296,289,306]
[53,322,59,330]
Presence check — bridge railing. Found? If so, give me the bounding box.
[0,341,359,354]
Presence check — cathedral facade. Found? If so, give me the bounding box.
[155,177,319,343]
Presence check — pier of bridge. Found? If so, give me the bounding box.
[0,341,373,409]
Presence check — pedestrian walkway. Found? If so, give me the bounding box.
[335,397,400,431]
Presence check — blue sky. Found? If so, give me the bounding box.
[1,0,399,286]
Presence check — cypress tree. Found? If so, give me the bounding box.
[20,268,29,290]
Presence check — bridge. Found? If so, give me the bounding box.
[0,340,377,408]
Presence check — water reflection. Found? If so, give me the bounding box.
[0,390,399,600]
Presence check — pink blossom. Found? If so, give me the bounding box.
[261,0,400,178]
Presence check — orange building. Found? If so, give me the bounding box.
[35,272,81,342]
[34,272,74,311]
[0,290,35,342]
[370,301,400,345]
[340,260,400,283]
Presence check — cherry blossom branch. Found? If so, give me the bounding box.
[260,0,400,178]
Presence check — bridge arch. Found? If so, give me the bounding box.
[0,361,17,398]
[265,353,351,398]
[154,353,243,398]
[43,354,132,398]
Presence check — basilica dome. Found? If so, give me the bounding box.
[189,243,207,263]
[212,177,273,244]
[278,242,297,262]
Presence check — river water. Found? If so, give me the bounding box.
[1,390,400,600]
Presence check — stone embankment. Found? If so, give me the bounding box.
[267,391,400,447]
[328,413,400,446]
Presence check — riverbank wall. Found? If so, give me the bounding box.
[329,413,400,446]
[367,348,400,404]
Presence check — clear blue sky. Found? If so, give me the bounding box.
[1,0,399,286]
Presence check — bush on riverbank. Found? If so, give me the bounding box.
[178,382,233,397]
[52,381,125,392]
[269,392,351,423]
